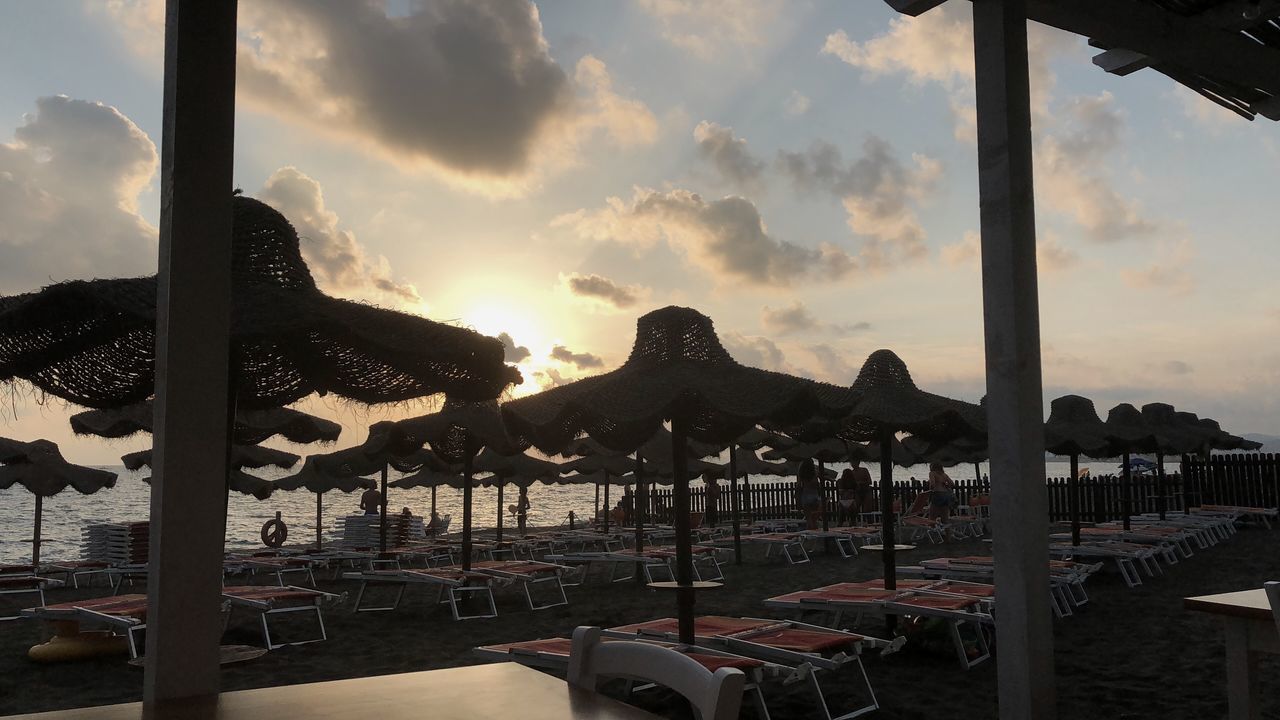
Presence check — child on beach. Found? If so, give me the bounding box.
[796,459,822,530]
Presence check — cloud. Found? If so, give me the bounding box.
[257,167,420,304]
[1163,360,1194,375]
[498,332,532,363]
[785,91,811,116]
[940,230,980,267]
[0,95,158,292]
[102,1,654,190]
[550,344,604,369]
[720,331,789,371]
[1173,85,1244,133]
[533,367,573,389]
[1121,240,1195,295]
[636,0,781,58]
[807,344,860,383]
[761,301,870,337]
[777,137,939,268]
[693,121,765,193]
[553,187,858,286]
[561,272,644,310]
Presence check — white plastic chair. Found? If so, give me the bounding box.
[568,626,745,720]
[1265,581,1280,639]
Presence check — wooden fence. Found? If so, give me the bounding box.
[625,453,1279,526]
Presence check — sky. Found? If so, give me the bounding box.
[1,0,1277,465]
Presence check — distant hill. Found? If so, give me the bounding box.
[1243,434,1280,453]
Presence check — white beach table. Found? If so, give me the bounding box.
[2,662,662,720]
[1184,588,1280,720]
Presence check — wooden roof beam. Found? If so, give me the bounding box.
[886,0,950,16]
[1092,1,1280,79]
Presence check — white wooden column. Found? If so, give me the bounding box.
[144,0,238,706]
[972,1,1056,718]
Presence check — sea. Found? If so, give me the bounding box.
[0,460,1122,564]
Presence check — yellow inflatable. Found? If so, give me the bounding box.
[29,630,128,663]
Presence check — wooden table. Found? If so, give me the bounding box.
[1185,588,1280,720]
[4,662,663,720]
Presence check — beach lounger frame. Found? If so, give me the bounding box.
[39,561,114,590]
[0,576,61,620]
[225,556,318,587]
[910,558,1090,617]
[222,585,341,650]
[469,561,571,611]
[24,595,229,659]
[344,569,498,620]
[746,533,810,564]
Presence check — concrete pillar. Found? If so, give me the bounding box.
[972,1,1057,718]
[144,0,238,705]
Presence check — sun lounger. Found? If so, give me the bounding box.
[743,533,811,564]
[1194,504,1278,528]
[23,594,229,659]
[474,636,778,719]
[467,560,572,610]
[546,545,722,584]
[224,554,318,587]
[220,585,340,649]
[0,575,63,620]
[606,616,905,720]
[39,560,114,589]
[342,567,498,620]
[909,556,1095,617]
[764,583,992,669]
[794,529,864,559]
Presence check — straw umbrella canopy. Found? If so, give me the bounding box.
[128,445,298,501]
[0,438,117,566]
[503,306,832,644]
[734,427,794,451]
[1192,417,1262,452]
[1041,395,1111,545]
[0,195,520,411]
[1103,403,1157,530]
[834,350,985,590]
[69,400,342,446]
[376,399,520,569]
[1140,403,1205,519]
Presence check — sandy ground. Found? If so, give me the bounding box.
[1,521,1277,719]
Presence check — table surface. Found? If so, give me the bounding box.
[5,663,663,720]
[861,544,916,551]
[1185,588,1275,623]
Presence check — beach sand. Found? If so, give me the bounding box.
[1,523,1276,719]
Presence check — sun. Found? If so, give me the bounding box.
[463,302,542,349]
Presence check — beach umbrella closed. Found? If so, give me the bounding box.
[129,445,298,501]
[70,400,342,445]
[504,306,833,644]
[0,438,117,565]
[1103,404,1157,530]
[1042,395,1111,545]
[0,195,520,411]
[835,350,985,590]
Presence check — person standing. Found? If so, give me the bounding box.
[927,462,956,537]
[359,486,383,515]
[702,471,721,527]
[850,460,875,523]
[796,458,822,530]
[516,486,532,535]
[837,469,857,526]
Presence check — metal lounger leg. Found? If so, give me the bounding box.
[522,574,568,611]
[261,605,326,649]
[353,581,407,612]
[449,586,498,620]
[810,659,879,720]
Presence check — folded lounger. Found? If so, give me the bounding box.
[342,567,497,620]
[474,635,777,719]
[764,583,993,669]
[607,615,905,720]
[220,585,340,649]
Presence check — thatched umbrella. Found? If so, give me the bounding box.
[708,448,789,564]
[504,306,832,643]
[127,444,298,501]
[1140,403,1204,520]
[1192,417,1263,453]
[1042,395,1111,545]
[275,458,378,549]
[834,350,984,590]
[1103,404,1157,530]
[471,449,559,540]
[70,400,342,445]
[376,399,519,570]
[0,438,118,565]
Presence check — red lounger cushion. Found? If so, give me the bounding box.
[896,595,979,611]
[744,628,858,653]
[681,651,762,672]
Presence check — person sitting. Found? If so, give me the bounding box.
[359,487,383,516]
[424,510,442,536]
[851,460,874,522]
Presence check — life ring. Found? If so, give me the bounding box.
[261,514,288,548]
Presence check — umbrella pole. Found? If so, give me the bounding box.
[634,458,646,585]
[462,453,474,572]
[431,485,437,517]
[1121,452,1132,531]
[1157,452,1167,520]
[974,462,982,483]
[603,480,611,533]
[729,445,742,565]
[496,483,504,543]
[879,432,896,591]
[594,482,600,523]
[671,418,697,645]
[379,466,389,553]
[32,495,42,567]
[1069,454,1080,546]
[818,460,830,533]
[315,492,323,551]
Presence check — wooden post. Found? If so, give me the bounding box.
[315,492,323,550]
[633,460,646,585]
[430,485,437,517]
[670,418,696,645]
[144,0,237,706]
[32,495,43,567]
[1068,454,1080,546]
[379,466,389,553]
[728,445,743,565]
[496,483,504,543]
[602,479,611,533]
[879,432,896,589]
[594,481,600,522]
[1122,452,1133,530]
[461,453,474,571]
[973,0,1056,716]
[1156,452,1167,520]
[818,460,830,532]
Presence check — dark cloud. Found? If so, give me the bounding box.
[762,301,870,337]
[0,96,157,293]
[551,344,604,369]
[777,136,938,268]
[564,272,641,309]
[258,167,420,303]
[498,332,532,363]
[1163,360,1193,375]
[693,121,765,192]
